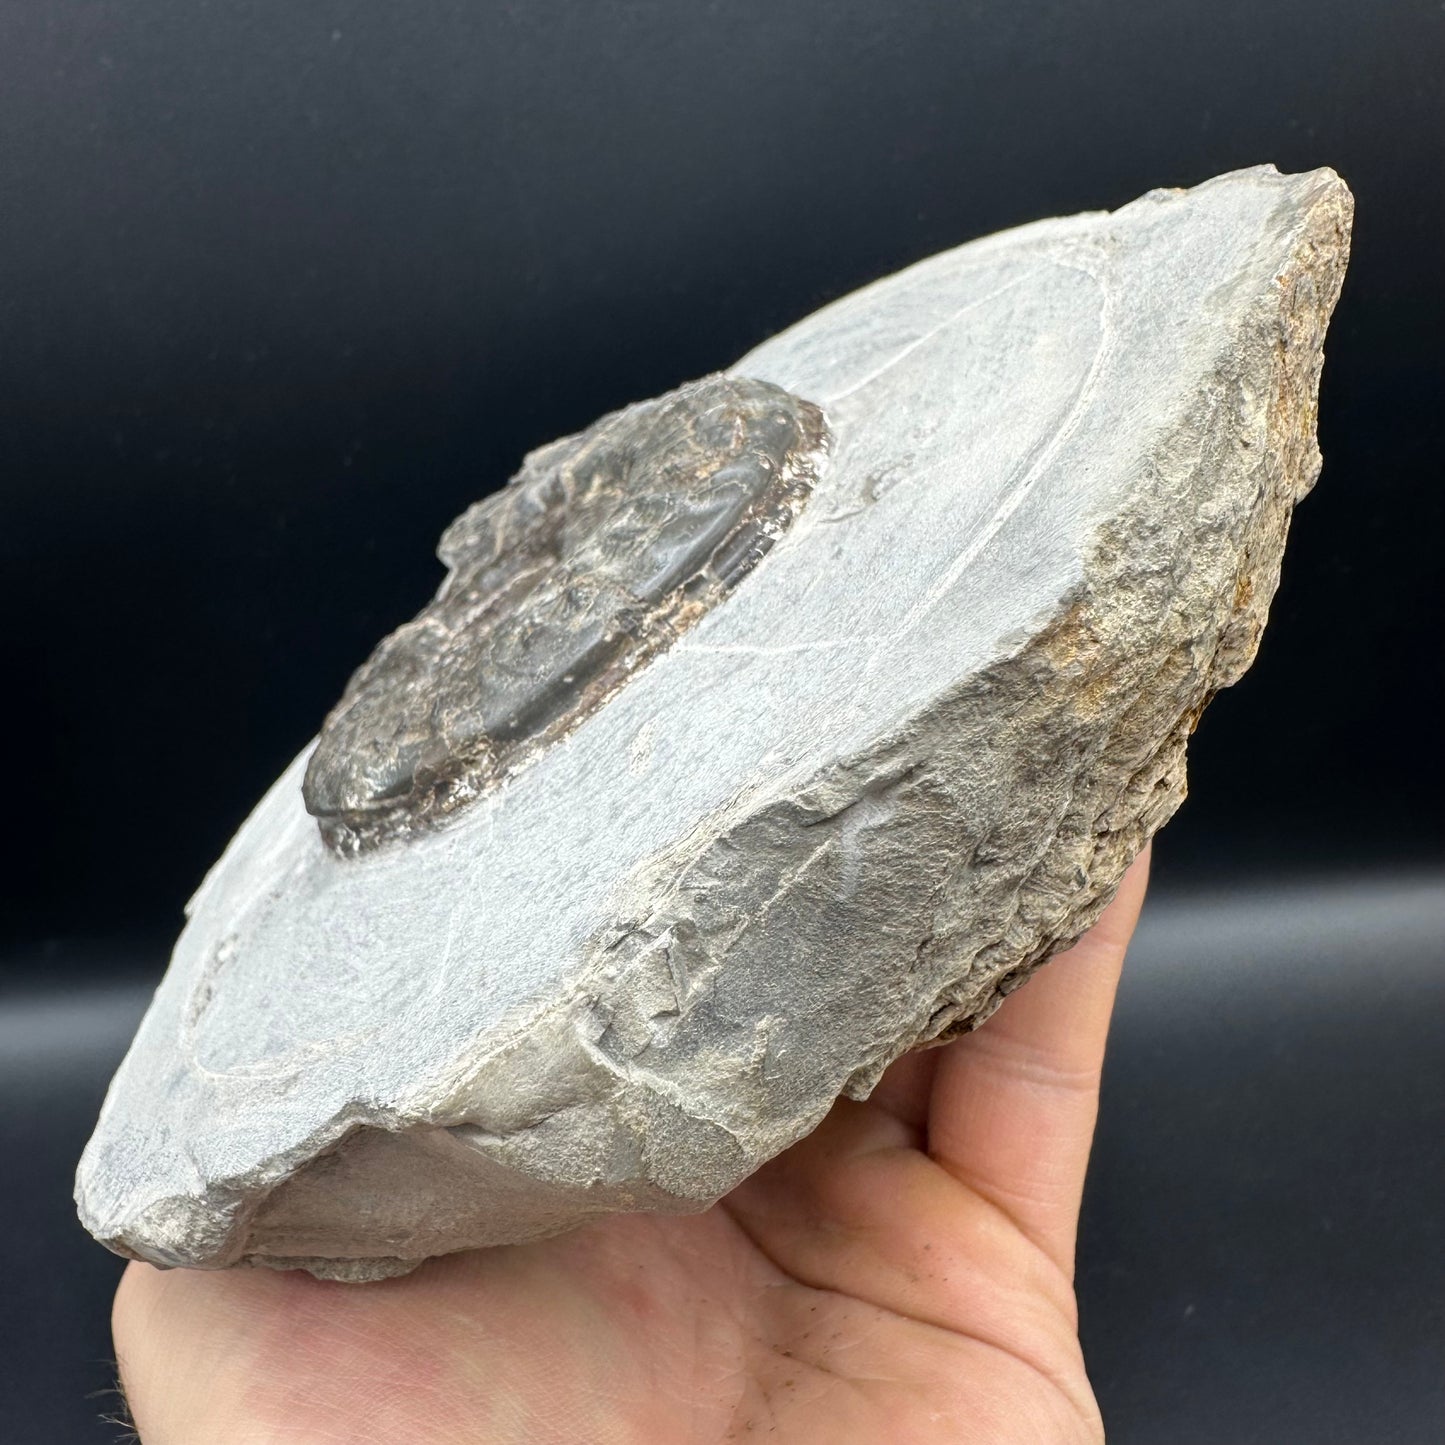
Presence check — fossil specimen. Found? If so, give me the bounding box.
[305,376,827,854]
[77,165,1352,1281]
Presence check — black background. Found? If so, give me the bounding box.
[3,0,1441,951]
[1,1,1441,1441]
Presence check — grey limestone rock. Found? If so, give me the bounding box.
[76,164,1352,1281]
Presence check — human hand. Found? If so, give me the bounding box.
[114,846,1149,1444]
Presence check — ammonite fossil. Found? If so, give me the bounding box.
[304,376,828,853]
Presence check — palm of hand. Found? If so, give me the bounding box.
[116,852,1148,1445]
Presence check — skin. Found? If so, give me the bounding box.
[114,846,1150,1445]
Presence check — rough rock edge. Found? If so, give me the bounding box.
[486,166,1355,1187]
[90,171,1352,1280]
[246,1253,419,1282]
[501,169,1354,1167]
[893,169,1355,1062]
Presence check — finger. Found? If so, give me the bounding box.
[865,1044,941,1136]
[925,845,1151,1278]
[114,1262,260,1444]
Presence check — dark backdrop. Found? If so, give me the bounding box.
[2,0,1441,955]
[1,2,1441,1442]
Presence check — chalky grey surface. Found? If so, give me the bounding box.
[77,165,1351,1280]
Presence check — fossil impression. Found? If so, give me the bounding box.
[77,165,1352,1280]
